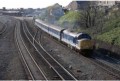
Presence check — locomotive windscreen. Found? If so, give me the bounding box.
[77,34,91,40]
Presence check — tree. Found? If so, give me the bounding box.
[79,1,107,30]
[80,5,99,28]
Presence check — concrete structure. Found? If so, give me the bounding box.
[1,11,23,16]
[96,1,116,8]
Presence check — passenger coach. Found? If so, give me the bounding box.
[35,19,65,40]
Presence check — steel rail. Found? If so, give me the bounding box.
[0,22,8,35]
[15,20,48,80]
[20,21,48,80]
[23,20,77,80]
[23,21,64,80]
[14,21,34,80]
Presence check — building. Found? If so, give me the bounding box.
[96,1,116,8]
[66,1,90,10]
[66,1,119,11]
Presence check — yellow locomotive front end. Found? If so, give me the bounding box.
[77,39,94,56]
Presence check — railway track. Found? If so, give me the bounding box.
[14,20,47,80]
[91,51,120,77]
[14,22,34,80]
[22,20,77,80]
[0,22,7,35]
[0,21,16,39]
[34,23,120,79]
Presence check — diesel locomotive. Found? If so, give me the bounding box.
[35,19,94,55]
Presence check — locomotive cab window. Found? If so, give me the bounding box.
[77,34,91,40]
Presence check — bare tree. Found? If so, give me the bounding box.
[80,5,100,28]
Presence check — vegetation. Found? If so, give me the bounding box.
[58,5,120,46]
[38,3,120,46]
[97,27,120,45]
[80,6,104,28]
[96,9,120,45]
[59,11,81,23]
[58,11,81,29]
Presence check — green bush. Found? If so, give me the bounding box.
[97,27,120,45]
[101,17,120,33]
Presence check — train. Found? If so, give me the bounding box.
[35,19,94,56]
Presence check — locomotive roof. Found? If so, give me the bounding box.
[63,30,88,37]
[36,19,65,31]
[36,19,91,38]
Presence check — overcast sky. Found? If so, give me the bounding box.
[0,0,72,9]
[0,0,119,9]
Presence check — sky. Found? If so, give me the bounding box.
[0,0,72,9]
[0,0,119,9]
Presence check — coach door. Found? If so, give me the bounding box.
[60,29,65,41]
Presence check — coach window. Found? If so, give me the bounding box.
[65,34,67,39]
[68,35,72,41]
[73,37,77,44]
